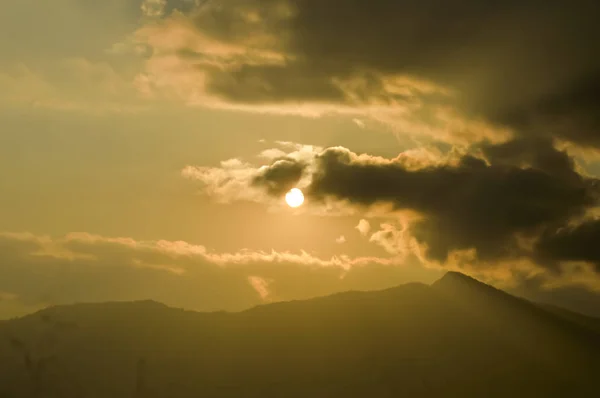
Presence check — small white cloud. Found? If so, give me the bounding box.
[248,276,272,301]
[336,235,347,244]
[353,118,366,128]
[141,0,167,18]
[356,219,371,236]
[258,148,287,160]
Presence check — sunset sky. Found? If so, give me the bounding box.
[2,0,600,319]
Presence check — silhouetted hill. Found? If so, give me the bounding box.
[1,273,599,397]
[540,303,600,333]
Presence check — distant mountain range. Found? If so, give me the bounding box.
[1,272,599,397]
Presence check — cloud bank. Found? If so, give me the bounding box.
[127,0,600,148]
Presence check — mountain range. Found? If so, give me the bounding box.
[1,272,599,397]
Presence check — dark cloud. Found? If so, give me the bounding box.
[481,137,581,180]
[307,140,599,262]
[205,64,347,103]
[535,219,600,271]
[497,75,600,148]
[288,0,600,137]
[171,0,600,146]
[251,158,306,195]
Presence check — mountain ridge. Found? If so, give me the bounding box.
[1,272,599,397]
[15,272,597,322]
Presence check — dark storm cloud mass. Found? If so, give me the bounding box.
[307,140,600,263]
[205,64,348,103]
[252,158,306,195]
[171,0,600,288]
[535,220,600,271]
[481,137,582,180]
[501,75,600,148]
[180,0,600,147]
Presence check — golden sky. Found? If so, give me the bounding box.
[1,0,600,318]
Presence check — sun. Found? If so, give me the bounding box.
[285,188,305,208]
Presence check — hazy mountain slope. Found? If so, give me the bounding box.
[1,274,599,398]
[539,303,600,333]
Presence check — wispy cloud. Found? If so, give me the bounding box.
[0,230,412,318]
[0,59,147,113]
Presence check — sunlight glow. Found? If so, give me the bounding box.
[285,188,305,208]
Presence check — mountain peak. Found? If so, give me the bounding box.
[431,271,510,299]
[433,271,485,288]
